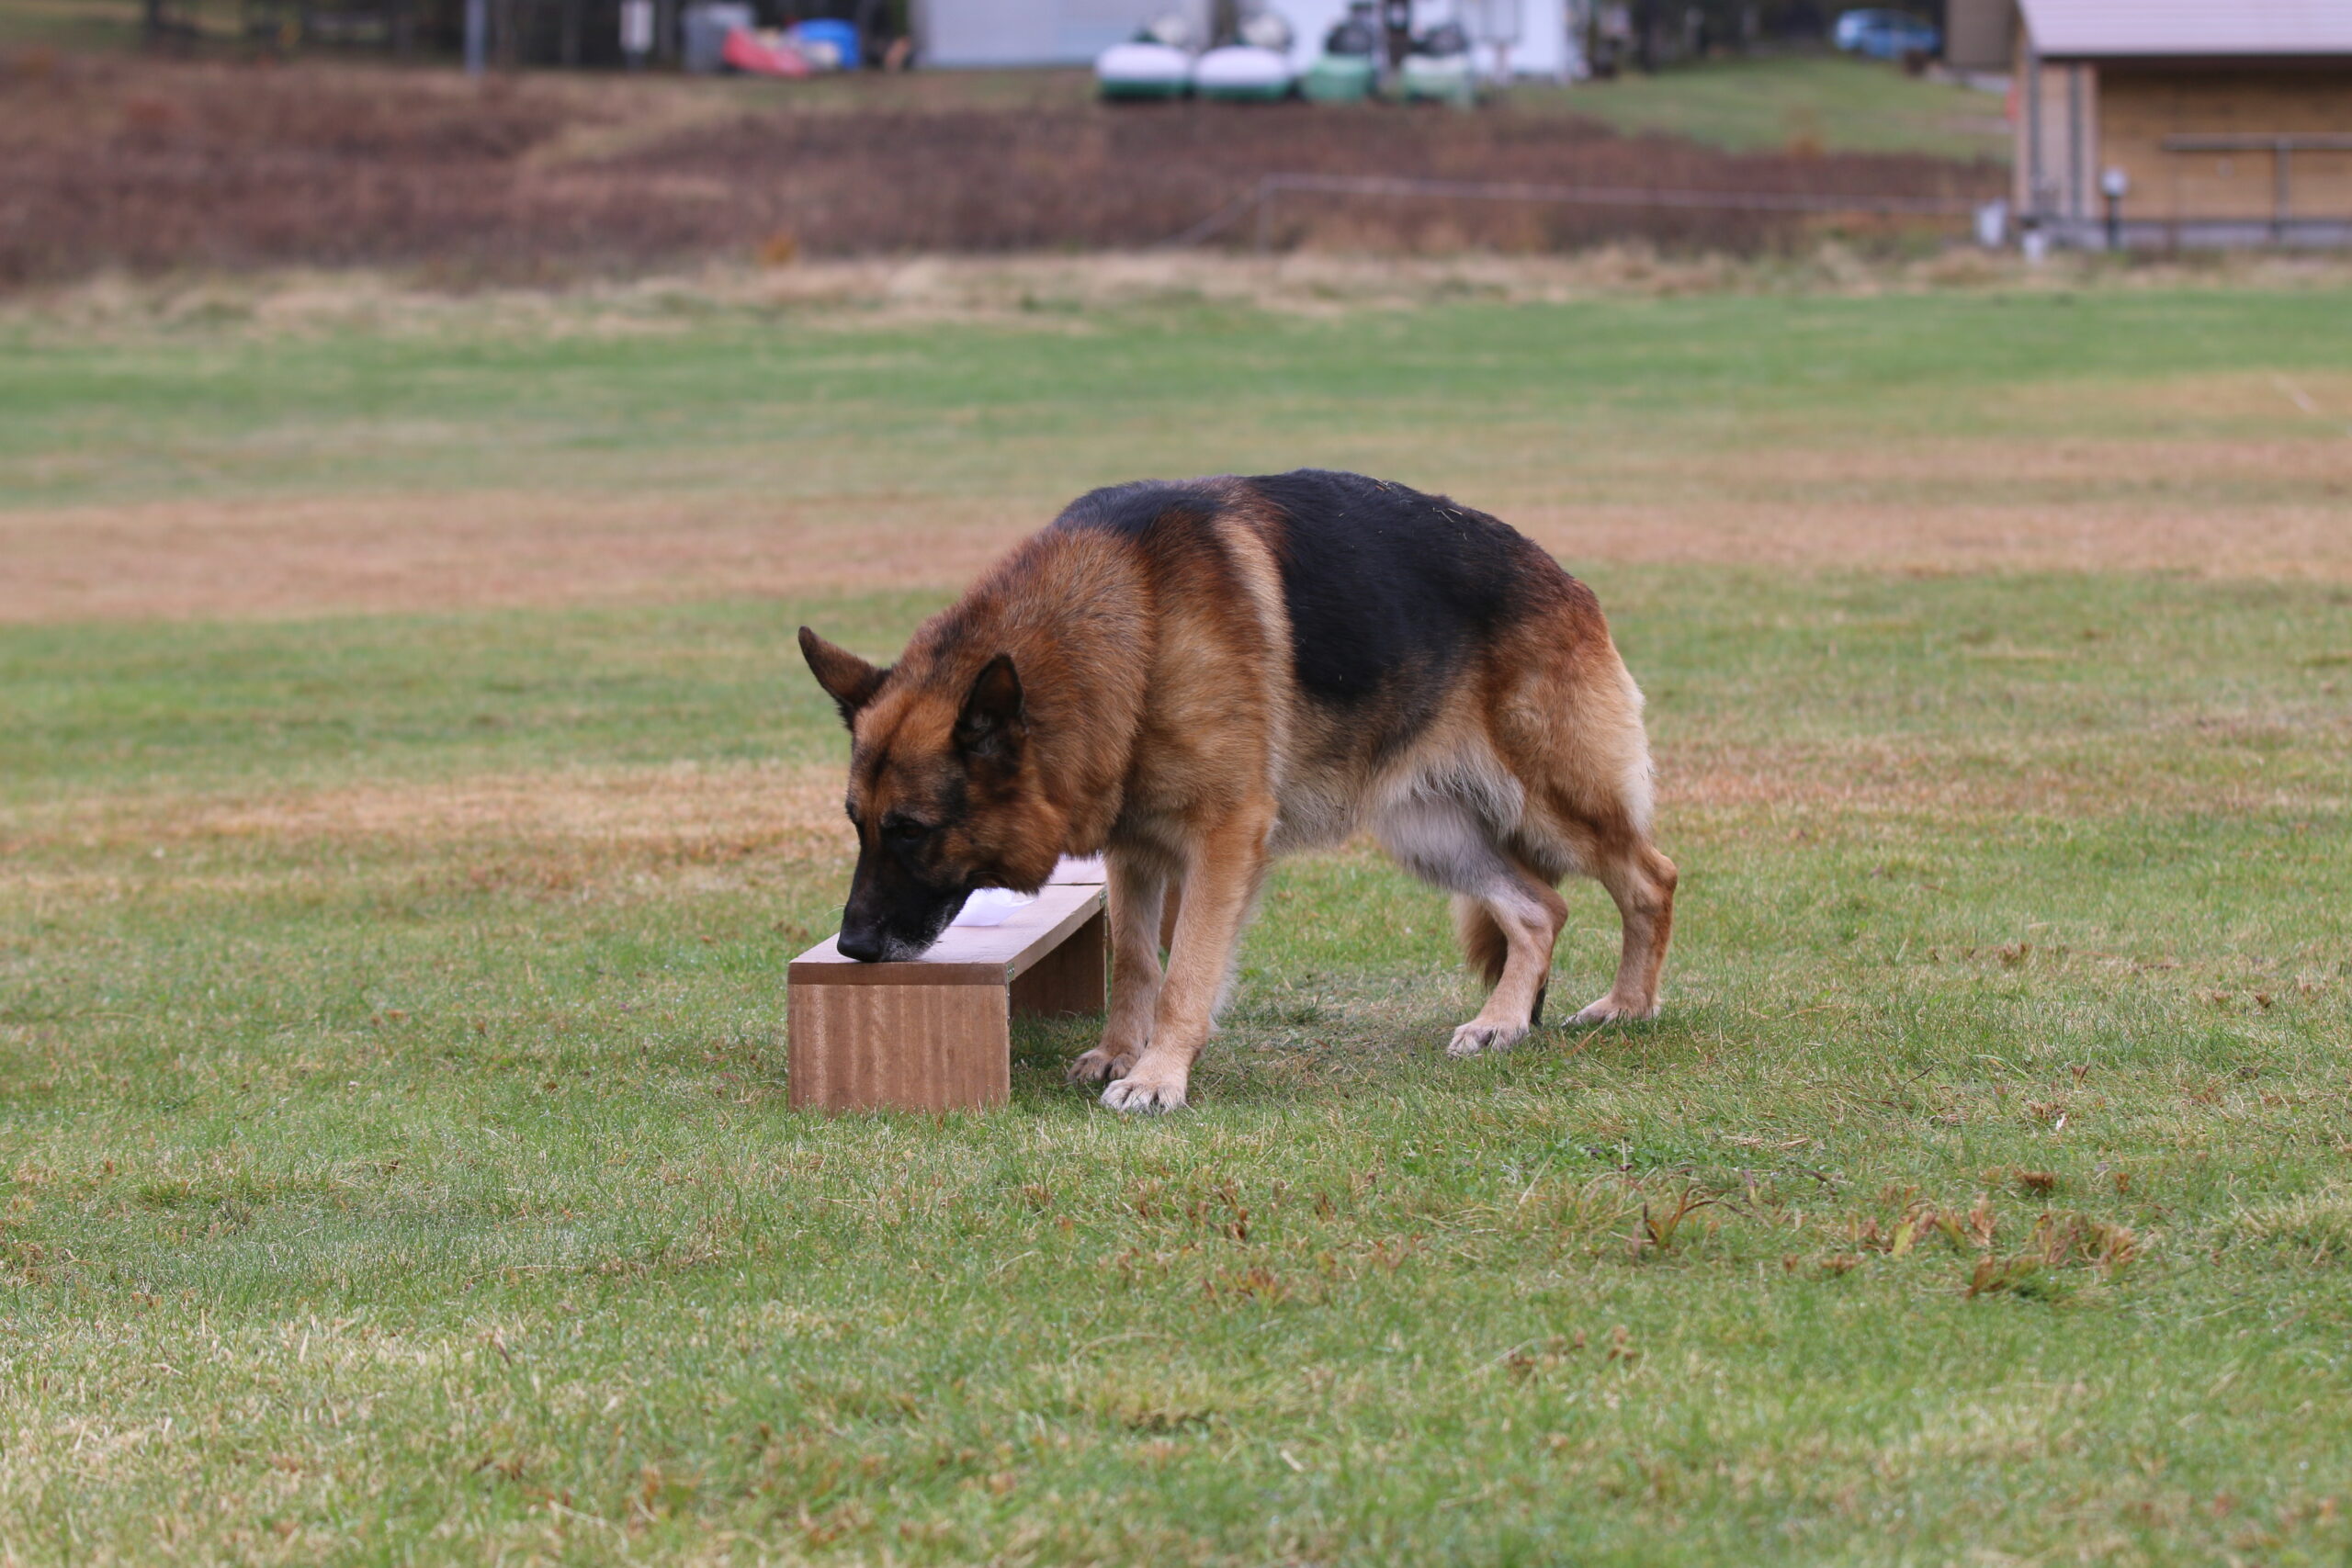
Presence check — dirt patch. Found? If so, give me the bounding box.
[1510,491,2352,583]
[6,728,2335,894]
[1661,739,2351,819]
[0,489,1037,623]
[4,759,853,857]
[0,51,2001,284]
[7,432,2348,623]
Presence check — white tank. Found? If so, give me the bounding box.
[1193,44,1295,99]
[1095,39,1194,98]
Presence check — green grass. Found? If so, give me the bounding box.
[7,286,2346,514]
[1512,53,2012,161]
[0,0,147,52]
[6,572,2349,1564]
[6,284,2352,1563]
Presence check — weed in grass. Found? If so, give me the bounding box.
[1627,1184,1718,1259]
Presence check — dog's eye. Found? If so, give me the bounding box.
[881,818,930,844]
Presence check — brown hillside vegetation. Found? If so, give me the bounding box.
[0,51,2001,282]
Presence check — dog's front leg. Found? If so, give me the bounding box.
[1069,856,1169,1087]
[1099,804,1272,1113]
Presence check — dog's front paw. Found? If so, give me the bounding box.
[1067,1044,1137,1085]
[1100,1069,1190,1113]
[1568,995,1659,1027]
[1445,1020,1530,1057]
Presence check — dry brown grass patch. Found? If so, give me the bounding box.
[1508,493,2352,582]
[0,490,1038,623]
[3,760,854,861]
[3,722,2335,889]
[10,433,2351,624]
[17,250,2352,343]
[1661,737,2349,818]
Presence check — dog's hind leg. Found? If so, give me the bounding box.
[1568,832,1678,1026]
[1375,793,1568,1056]
[1497,619,1678,1028]
[1070,853,1171,1086]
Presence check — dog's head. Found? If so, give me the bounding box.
[799,626,1066,962]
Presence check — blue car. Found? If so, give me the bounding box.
[1833,7,1940,59]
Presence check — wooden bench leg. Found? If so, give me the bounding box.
[1010,908,1106,1020]
[788,983,1011,1112]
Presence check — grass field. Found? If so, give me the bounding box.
[5,264,2352,1564]
[1513,55,2009,162]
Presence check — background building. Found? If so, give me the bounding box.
[1966,0,2352,246]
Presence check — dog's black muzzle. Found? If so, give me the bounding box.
[836,850,970,963]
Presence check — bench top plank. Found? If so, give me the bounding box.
[789,880,1106,988]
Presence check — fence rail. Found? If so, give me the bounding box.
[1163,172,1985,250]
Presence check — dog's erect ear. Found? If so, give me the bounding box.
[954,653,1024,761]
[799,627,888,728]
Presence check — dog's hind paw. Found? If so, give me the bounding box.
[1100,1073,1190,1113]
[1567,995,1659,1027]
[1068,1045,1136,1085]
[1445,1020,1530,1057]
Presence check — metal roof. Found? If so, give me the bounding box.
[2019,0,2352,58]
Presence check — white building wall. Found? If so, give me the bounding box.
[920,0,1571,77]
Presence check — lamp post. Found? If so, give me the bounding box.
[1380,0,1412,71]
[2099,165,2130,252]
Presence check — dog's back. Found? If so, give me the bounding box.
[1051,470,1633,855]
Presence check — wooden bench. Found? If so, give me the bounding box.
[786,859,1108,1112]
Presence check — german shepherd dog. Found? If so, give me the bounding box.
[798,470,1676,1112]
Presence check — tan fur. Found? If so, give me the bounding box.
[1455,897,1510,989]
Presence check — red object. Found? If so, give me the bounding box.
[721,28,810,75]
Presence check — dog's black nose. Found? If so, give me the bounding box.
[836,926,887,963]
